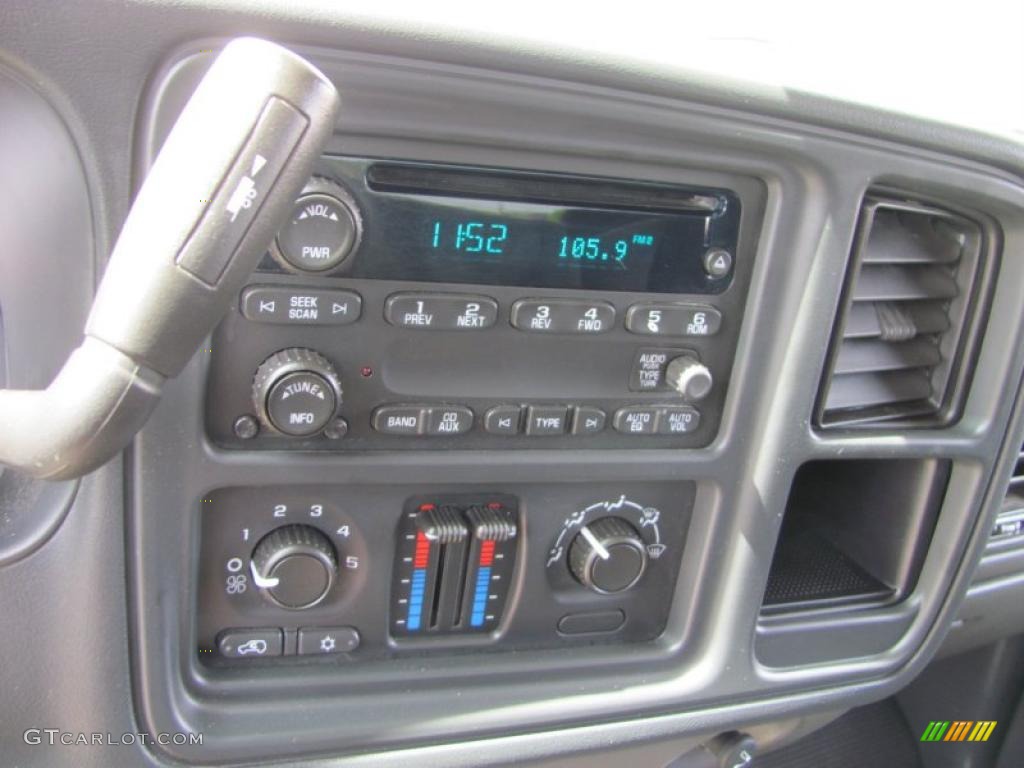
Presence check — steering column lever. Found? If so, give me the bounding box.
[0,38,339,479]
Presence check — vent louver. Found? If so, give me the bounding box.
[819,197,985,427]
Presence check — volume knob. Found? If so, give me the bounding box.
[252,348,342,436]
[665,356,713,401]
[272,177,362,273]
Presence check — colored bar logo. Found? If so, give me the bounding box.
[921,721,997,742]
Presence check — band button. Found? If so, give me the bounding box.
[372,406,427,435]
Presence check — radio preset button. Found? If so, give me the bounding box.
[572,406,607,435]
[372,405,427,435]
[510,299,615,334]
[241,285,362,325]
[426,406,474,435]
[612,406,659,435]
[484,405,522,435]
[625,304,722,337]
[385,293,498,331]
[525,405,568,435]
[657,406,701,434]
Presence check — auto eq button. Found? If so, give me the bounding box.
[613,406,659,434]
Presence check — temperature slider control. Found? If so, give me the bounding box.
[391,499,518,637]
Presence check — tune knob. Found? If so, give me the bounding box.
[252,348,342,436]
[568,517,648,594]
[251,524,338,609]
[665,356,713,401]
[272,178,362,272]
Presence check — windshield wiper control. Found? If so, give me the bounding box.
[0,38,340,479]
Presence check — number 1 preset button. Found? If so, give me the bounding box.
[510,299,615,334]
[385,293,498,330]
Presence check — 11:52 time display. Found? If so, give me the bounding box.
[431,221,508,254]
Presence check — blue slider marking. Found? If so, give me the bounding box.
[470,567,492,627]
[408,569,427,631]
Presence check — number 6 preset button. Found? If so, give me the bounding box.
[510,299,615,334]
[384,293,498,330]
[624,303,722,337]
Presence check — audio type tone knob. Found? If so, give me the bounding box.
[253,348,342,436]
[251,524,338,609]
[568,517,648,594]
[665,356,713,401]
[273,178,362,272]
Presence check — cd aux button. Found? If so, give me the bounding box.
[385,293,498,330]
[510,299,615,334]
[425,406,474,436]
[625,303,722,337]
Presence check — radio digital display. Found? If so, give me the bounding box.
[326,160,742,295]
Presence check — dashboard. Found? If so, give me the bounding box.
[2,3,1024,767]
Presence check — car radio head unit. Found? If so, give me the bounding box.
[205,156,758,451]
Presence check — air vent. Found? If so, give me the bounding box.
[819,197,986,427]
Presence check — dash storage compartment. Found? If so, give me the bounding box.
[762,459,950,613]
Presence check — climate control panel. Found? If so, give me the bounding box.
[196,482,692,662]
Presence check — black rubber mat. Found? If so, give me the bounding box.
[763,528,892,607]
[760,699,922,768]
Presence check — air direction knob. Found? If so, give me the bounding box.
[568,517,648,594]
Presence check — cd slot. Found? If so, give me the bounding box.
[366,163,723,214]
